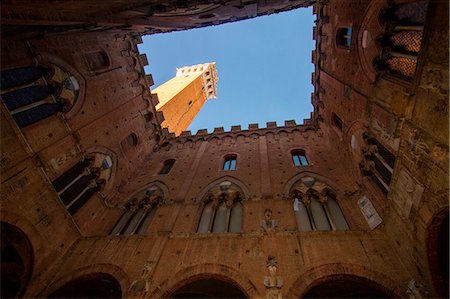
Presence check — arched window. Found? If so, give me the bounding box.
[48,273,121,298]
[1,65,79,128]
[291,150,308,166]
[291,178,349,232]
[337,27,352,48]
[110,186,164,236]
[159,159,175,175]
[82,51,110,71]
[51,153,111,215]
[374,0,429,80]
[360,134,395,195]
[223,155,237,170]
[197,181,244,233]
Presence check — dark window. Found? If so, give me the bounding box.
[337,27,352,48]
[332,113,343,131]
[292,150,308,166]
[223,155,237,170]
[159,159,175,175]
[83,51,110,71]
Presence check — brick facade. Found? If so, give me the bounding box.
[0,0,448,298]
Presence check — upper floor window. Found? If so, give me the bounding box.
[159,159,175,175]
[360,134,396,196]
[291,150,308,166]
[1,65,79,128]
[291,177,349,232]
[332,113,343,131]
[223,155,237,170]
[197,181,244,234]
[337,27,352,48]
[110,186,164,236]
[120,133,137,153]
[82,51,110,71]
[51,154,109,215]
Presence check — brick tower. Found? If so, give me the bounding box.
[153,62,218,136]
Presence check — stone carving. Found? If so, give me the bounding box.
[421,65,447,93]
[3,176,30,201]
[406,279,430,299]
[370,118,400,151]
[264,256,283,299]
[394,168,424,217]
[261,209,277,232]
[129,261,154,296]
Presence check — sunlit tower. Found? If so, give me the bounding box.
[153,62,218,136]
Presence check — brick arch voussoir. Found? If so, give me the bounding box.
[196,175,251,203]
[283,171,346,200]
[37,263,130,298]
[150,263,260,299]
[36,52,86,120]
[287,263,405,299]
[0,210,42,298]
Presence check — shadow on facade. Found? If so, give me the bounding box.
[0,222,33,298]
[47,273,122,298]
[301,274,396,298]
[168,278,248,299]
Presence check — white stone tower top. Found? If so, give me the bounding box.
[176,62,218,100]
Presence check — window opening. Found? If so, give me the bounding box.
[337,27,352,48]
[159,159,175,175]
[332,113,343,131]
[292,150,308,166]
[223,155,237,170]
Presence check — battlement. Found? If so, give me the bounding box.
[161,113,316,140]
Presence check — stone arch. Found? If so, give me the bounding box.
[0,221,34,298]
[287,263,404,298]
[37,52,87,119]
[196,175,251,203]
[149,263,259,298]
[127,180,169,203]
[344,119,371,180]
[39,263,130,298]
[283,172,344,199]
[356,0,386,83]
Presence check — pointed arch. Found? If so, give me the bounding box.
[196,175,251,203]
[37,52,86,120]
[149,263,259,299]
[288,263,403,298]
[284,172,344,199]
[39,263,129,298]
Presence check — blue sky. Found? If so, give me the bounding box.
[139,7,315,133]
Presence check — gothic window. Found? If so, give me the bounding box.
[291,178,349,232]
[51,153,112,215]
[223,155,237,170]
[360,134,396,195]
[332,113,343,131]
[337,27,352,48]
[1,65,79,128]
[291,150,308,166]
[82,51,110,71]
[110,186,164,236]
[374,0,429,80]
[197,181,244,233]
[159,159,175,175]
